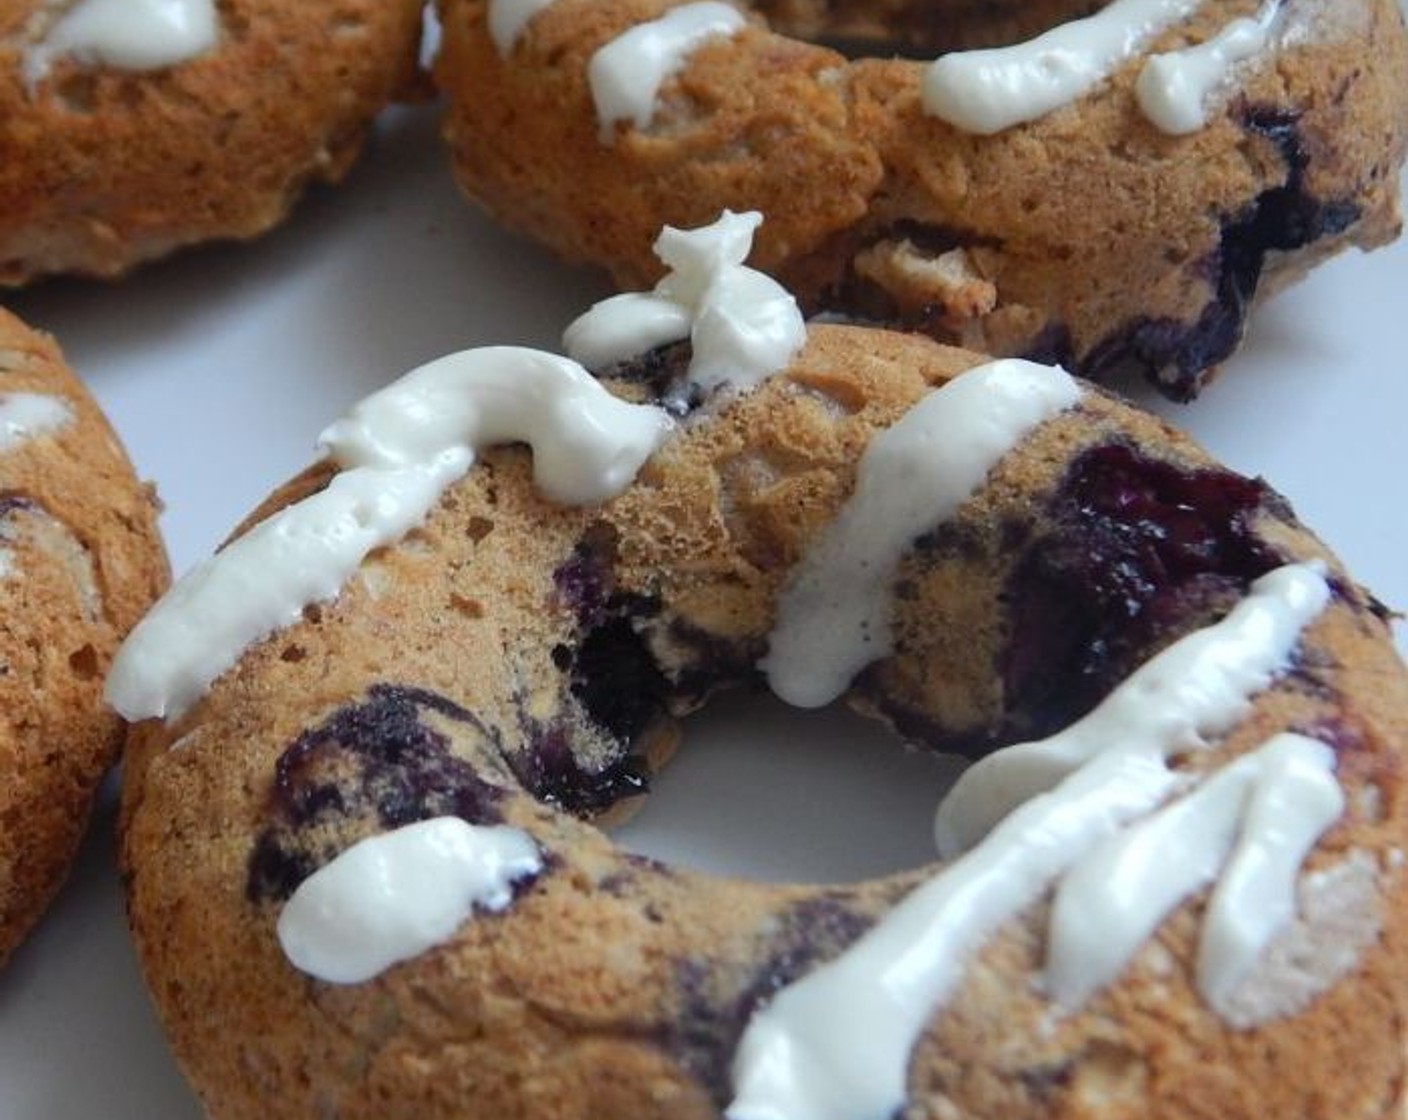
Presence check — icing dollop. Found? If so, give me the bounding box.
[277,817,542,985]
[564,210,805,396]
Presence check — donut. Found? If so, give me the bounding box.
[0,307,166,966]
[434,0,1408,399]
[0,0,424,286]
[113,214,1407,1118]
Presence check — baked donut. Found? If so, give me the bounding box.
[0,0,424,286]
[434,0,1408,399]
[0,306,166,966]
[114,216,1407,1118]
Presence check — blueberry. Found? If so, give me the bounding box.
[1000,444,1284,736]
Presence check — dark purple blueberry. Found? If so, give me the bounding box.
[542,530,682,817]
[245,834,319,904]
[272,685,504,825]
[509,717,651,817]
[246,685,507,903]
[1018,1062,1077,1101]
[507,592,668,818]
[999,444,1284,737]
[570,610,671,744]
[588,341,701,415]
[1088,107,1362,401]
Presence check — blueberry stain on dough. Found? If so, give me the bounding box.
[664,617,766,710]
[542,533,675,815]
[1000,444,1284,737]
[571,607,672,743]
[507,601,665,816]
[246,685,507,903]
[552,530,615,628]
[668,892,881,1105]
[591,342,699,414]
[509,717,651,817]
[1089,108,1362,401]
[552,531,672,745]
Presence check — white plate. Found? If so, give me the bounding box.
[0,105,1404,1119]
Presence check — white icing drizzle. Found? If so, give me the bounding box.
[588,1,746,140]
[922,0,1201,134]
[1215,850,1382,1027]
[104,347,673,723]
[762,359,1081,709]
[25,0,218,87]
[1135,3,1280,134]
[564,210,805,395]
[934,563,1330,856]
[0,391,73,452]
[487,0,557,53]
[728,563,1332,1120]
[277,817,542,985]
[1046,732,1342,1008]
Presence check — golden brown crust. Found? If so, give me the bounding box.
[121,324,1407,1118]
[0,0,424,285]
[0,306,167,965]
[435,0,1408,397]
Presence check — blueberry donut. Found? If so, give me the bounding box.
[115,217,1406,1118]
[0,0,424,285]
[434,0,1407,399]
[0,307,166,965]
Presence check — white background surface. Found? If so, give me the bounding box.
[0,104,1404,1118]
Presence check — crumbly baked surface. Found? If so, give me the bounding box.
[435,0,1408,399]
[121,324,1407,1119]
[0,307,167,965]
[0,0,424,286]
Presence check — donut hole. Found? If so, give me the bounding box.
[753,0,1105,59]
[614,688,962,883]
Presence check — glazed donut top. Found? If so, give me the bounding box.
[488,0,1293,141]
[111,214,1400,1120]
